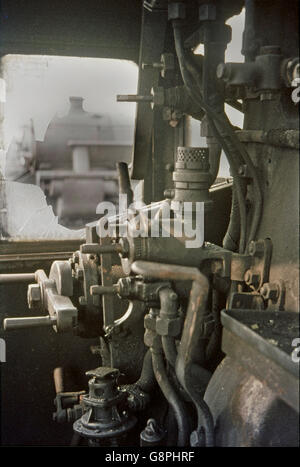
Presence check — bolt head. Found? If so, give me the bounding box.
[27,284,41,309]
[156,316,182,337]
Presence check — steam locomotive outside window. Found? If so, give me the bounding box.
[0,55,138,238]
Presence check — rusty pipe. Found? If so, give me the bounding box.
[151,347,190,447]
[131,260,214,446]
[158,287,179,368]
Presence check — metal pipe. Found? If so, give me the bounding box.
[223,177,247,252]
[116,162,134,206]
[162,336,177,368]
[172,23,247,253]
[117,94,153,103]
[90,285,117,295]
[121,349,156,413]
[207,138,221,185]
[205,289,222,362]
[158,287,179,368]
[134,349,156,393]
[80,243,123,255]
[151,348,190,447]
[173,21,262,252]
[131,261,215,446]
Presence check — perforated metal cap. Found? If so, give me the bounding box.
[176,147,210,171]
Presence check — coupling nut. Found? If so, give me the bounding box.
[156,316,182,337]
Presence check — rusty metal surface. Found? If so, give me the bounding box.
[204,356,299,447]
[221,314,299,408]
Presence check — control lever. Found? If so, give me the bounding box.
[3,261,78,333]
[4,315,56,330]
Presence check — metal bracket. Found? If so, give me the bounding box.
[244,238,273,291]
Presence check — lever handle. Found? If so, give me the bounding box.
[116,94,153,102]
[4,315,56,330]
[0,273,36,284]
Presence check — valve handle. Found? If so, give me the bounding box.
[0,273,36,284]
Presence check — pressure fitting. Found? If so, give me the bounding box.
[156,288,182,337]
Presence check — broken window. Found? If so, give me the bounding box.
[0,55,138,239]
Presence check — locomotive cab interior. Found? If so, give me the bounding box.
[0,0,299,448]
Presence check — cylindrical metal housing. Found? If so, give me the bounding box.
[172,147,211,202]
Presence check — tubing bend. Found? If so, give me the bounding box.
[174,271,215,447]
[131,261,215,446]
[223,177,247,253]
[151,347,190,447]
[134,349,156,393]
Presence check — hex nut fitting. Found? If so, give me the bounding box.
[156,316,182,337]
[27,284,42,309]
